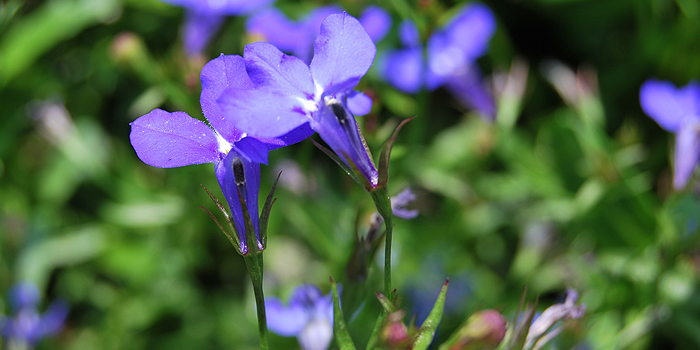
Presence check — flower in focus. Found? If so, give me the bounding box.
[161,0,275,56]
[220,12,380,189]
[640,79,700,190]
[130,54,312,254]
[266,285,334,350]
[1,282,69,347]
[524,288,585,350]
[380,4,497,119]
[246,5,391,63]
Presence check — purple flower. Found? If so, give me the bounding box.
[246,5,391,63]
[391,187,418,219]
[220,13,379,188]
[161,0,275,56]
[130,54,312,254]
[640,79,700,190]
[525,288,585,350]
[266,285,334,350]
[380,4,497,118]
[1,283,69,346]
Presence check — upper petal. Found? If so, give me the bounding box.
[130,109,222,168]
[380,47,425,94]
[443,4,496,61]
[310,13,377,91]
[182,10,225,56]
[640,79,700,133]
[265,297,308,336]
[359,5,392,43]
[244,42,316,97]
[218,88,311,139]
[162,0,273,15]
[200,54,253,142]
[246,9,308,54]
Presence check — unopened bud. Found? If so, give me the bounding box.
[443,309,507,350]
[380,311,412,350]
[110,32,145,65]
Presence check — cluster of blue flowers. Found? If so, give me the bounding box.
[1,283,68,348]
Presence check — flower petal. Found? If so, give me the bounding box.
[380,47,424,94]
[265,297,308,336]
[246,9,308,55]
[360,5,392,43]
[243,42,316,97]
[673,120,700,190]
[182,10,225,56]
[640,79,700,133]
[310,13,377,91]
[130,109,221,168]
[163,0,273,15]
[346,91,373,116]
[200,54,253,142]
[443,4,496,61]
[399,20,421,48]
[444,66,496,119]
[218,88,311,139]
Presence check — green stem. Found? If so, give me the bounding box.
[244,254,269,350]
[370,188,394,297]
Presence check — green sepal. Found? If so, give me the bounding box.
[502,289,538,350]
[309,137,374,190]
[331,277,357,350]
[200,184,241,254]
[376,292,399,314]
[259,172,281,250]
[413,279,449,350]
[378,117,414,189]
[365,310,387,350]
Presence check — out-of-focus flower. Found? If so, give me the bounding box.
[220,13,379,188]
[246,5,391,63]
[1,283,69,347]
[130,54,312,254]
[390,187,419,219]
[441,310,507,350]
[525,288,585,350]
[161,0,275,56]
[380,4,497,119]
[640,79,700,190]
[266,285,334,350]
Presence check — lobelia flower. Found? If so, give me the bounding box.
[380,4,497,119]
[220,12,380,189]
[639,79,700,190]
[1,283,69,347]
[266,285,334,350]
[130,54,312,254]
[161,0,275,56]
[246,5,391,63]
[524,288,585,350]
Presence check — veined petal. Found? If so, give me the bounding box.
[310,13,377,91]
[182,10,225,56]
[200,54,253,142]
[218,88,311,139]
[243,42,316,97]
[246,9,308,55]
[443,4,496,61]
[380,47,425,94]
[130,109,222,168]
[640,79,700,133]
[360,5,392,43]
[673,120,700,190]
[265,297,308,336]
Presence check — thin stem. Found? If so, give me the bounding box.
[244,254,269,350]
[370,188,394,297]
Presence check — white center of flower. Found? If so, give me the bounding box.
[297,317,333,350]
[215,131,232,155]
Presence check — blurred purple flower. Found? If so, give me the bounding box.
[246,5,391,63]
[525,288,585,350]
[162,0,275,56]
[130,55,312,254]
[391,187,418,219]
[640,79,700,190]
[1,283,68,346]
[266,285,334,350]
[220,13,379,188]
[380,4,497,118]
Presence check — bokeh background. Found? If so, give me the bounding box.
[2,0,700,349]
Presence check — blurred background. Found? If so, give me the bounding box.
[1,0,700,349]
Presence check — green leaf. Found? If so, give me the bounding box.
[413,279,449,350]
[378,117,415,188]
[200,184,241,253]
[376,292,399,314]
[331,277,357,350]
[365,310,387,350]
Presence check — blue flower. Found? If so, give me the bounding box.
[1,283,68,346]
[130,54,312,254]
[640,79,700,190]
[246,5,391,63]
[266,285,334,350]
[380,4,497,118]
[220,12,380,188]
[161,0,275,56]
